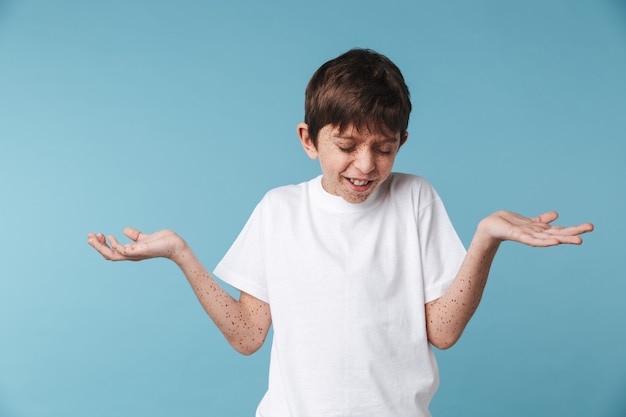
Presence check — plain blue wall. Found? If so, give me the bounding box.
[0,1,624,416]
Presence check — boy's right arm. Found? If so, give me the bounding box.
[87,228,271,355]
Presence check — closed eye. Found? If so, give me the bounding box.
[375,146,395,155]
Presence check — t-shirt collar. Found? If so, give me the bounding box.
[309,175,388,213]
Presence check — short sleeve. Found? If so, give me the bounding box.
[417,192,466,303]
[213,199,270,303]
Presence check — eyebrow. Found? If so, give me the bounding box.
[333,135,400,143]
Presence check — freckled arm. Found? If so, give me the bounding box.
[173,244,272,355]
[425,210,593,350]
[87,228,272,355]
[425,235,499,350]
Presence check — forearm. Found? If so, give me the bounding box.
[426,221,501,349]
[171,243,270,355]
[425,209,593,349]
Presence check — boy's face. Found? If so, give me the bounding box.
[298,123,407,204]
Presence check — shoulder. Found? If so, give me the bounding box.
[387,172,431,188]
[264,178,313,199]
[257,177,318,210]
[386,173,440,207]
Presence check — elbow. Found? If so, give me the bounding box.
[429,337,458,350]
[234,344,262,356]
[228,336,266,356]
[427,330,463,350]
[426,316,466,350]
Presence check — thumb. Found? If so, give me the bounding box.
[123,227,142,241]
[534,211,559,224]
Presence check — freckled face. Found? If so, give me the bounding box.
[300,124,406,204]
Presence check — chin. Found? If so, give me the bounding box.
[341,191,373,204]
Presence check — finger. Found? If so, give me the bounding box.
[87,233,108,249]
[109,234,147,260]
[87,232,104,243]
[124,227,142,242]
[526,230,585,246]
[542,233,583,245]
[545,223,595,237]
[557,235,584,245]
[108,235,127,255]
[87,235,119,260]
[578,222,595,234]
[513,232,561,247]
[533,211,559,224]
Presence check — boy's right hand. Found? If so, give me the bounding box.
[87,228,187,263]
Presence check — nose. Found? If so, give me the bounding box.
[353,149,375,174]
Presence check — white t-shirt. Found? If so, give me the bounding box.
[214,173,466,417]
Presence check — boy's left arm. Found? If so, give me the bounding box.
[425,210,594,350]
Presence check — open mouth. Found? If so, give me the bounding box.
[347,178,375,193]
[349,178,371,186]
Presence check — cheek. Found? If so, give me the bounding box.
[320,151,348,172]
[377,156,396,172]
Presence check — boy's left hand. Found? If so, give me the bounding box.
[478,210,594,247]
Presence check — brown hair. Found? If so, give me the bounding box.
[304,48,411,145]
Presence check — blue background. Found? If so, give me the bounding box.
[1,1,624,416]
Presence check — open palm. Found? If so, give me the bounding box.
[480,210,594,247]
[87,228,185,262]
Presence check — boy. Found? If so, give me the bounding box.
[87,49,593,417]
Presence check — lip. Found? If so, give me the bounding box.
[346,177,375,193]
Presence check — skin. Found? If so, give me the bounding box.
[424,210,593,348]
[297,123,407,204]
[87,122,594,353]
[87,228,271,355]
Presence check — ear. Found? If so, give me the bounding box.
[297,123,319,160]
[399,131,409,148]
